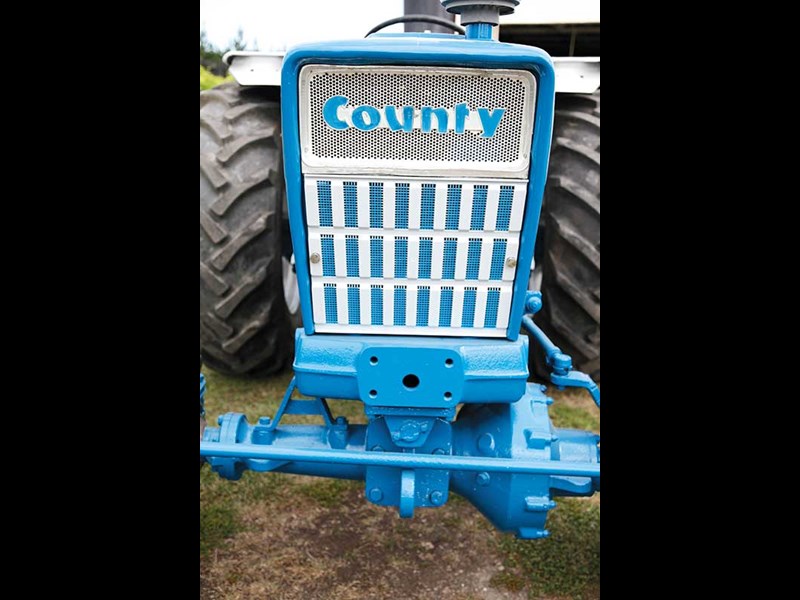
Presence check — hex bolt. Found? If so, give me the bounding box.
[432,448,447,455]
[368,488,383,502]
[476,472,491,486]
[371,445,384,452]
[310,253,321,264]
[335,416,347,426]
[258,417,271,426]
[505,257,517,268]
[430,491,444,506]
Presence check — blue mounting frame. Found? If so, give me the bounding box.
[280,32,556,341]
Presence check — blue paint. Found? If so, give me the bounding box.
[282,33,556,337]
[395,184,409,228]
[416,286,430,327]
[371,285,383,325]
[317,180,333,227]
[352,105,381,131]
[393,286,406,326]
[322,95,348,129]
[324,283,338,323]
[477,107,505,138]
[321,234,335,276]
[489,239,507,280]
[202,380,599,539]
[369,182,383,228]
[466,238,481,280]
[347,284,360,325]
[343,181,358,228]
[439,287,453,327]
[385,105,414,132]
[199,372,206,418]
[213,24,603,541]
[462,287,477,327]
[394,237,408,278]
[442,238,457,279]
[292,331,528,406]
[345,235,359,277]
[485,288,500,328]
[470,185,487,230]
[496,185,513,231]
[420,184,435,229]
[370,236,383,278]
[323,98,503,136]
[445,184,461,230]
[421,106,449,133]
[418,237,432,279]
[465,23,493,40]
[454,102,469,133]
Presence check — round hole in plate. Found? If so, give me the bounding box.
[445,358,454,367]
[402,374,420,389]
[369,389,378,398]
[370,356,378,365]
[444,391,452,400]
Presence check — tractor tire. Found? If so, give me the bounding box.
[200,83,301,376]
[533,90,600,381]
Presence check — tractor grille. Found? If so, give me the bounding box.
[299,64,535,337]
[305,176,525,336]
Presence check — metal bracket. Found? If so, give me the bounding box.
[521,312,600,408]
[550,370,600,408]
[254,377,349,448]
[267,377,335,429]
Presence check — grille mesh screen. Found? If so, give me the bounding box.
[300,65,535,177]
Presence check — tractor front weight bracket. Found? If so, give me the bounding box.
[201,349,599,539]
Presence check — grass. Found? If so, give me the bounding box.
[200,65,234,90]
[200,369,599,599]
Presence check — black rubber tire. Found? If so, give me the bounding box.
[533,91,600,381]
[200,83,300,376]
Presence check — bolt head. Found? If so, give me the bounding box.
[477,432,496,454]
[368,487,383,502]
[505,257,517,268]
[258,417,271,426]
[476,472,491,486]
[432,448,447,455]
[430,491,444,506]
[310,252,321,264]
[371,445,384,452]
[217,415,224,426]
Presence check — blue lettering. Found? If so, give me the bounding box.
[421,107,449,133]
[321,97,506,137]
[385,105,414,132]
[323,95,349,130]
[454,102,470,134]
[352,105,381,131]
[477,107,505,138]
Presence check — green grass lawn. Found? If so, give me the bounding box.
[200,368,599,600]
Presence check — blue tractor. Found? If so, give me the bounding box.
[200,0,599,540]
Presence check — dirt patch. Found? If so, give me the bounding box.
[200,480,528,600]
